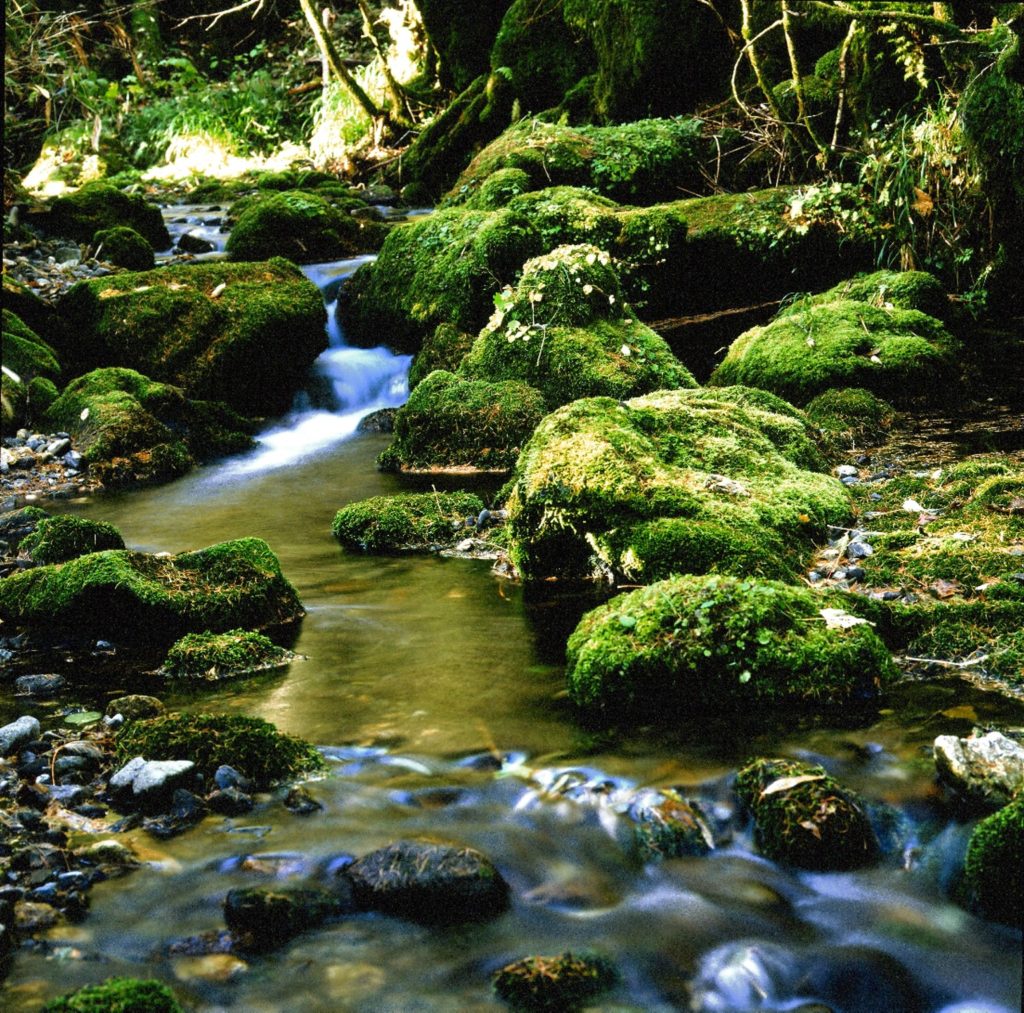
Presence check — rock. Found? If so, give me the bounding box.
[223,886,346,952]
[14,673,65,697]
[207,787,254,816]
[492,952,618,1011]
[355,408,396,434]
[960,796,1023,928]
[19,514,124,563]
[14,900,58,932]
[343,839,510,925]
[735,758,879,871]
[160,628,296,680]
[633,795,714,860]
[109,757,198,814]
[143,789,208,839]
[0,716,41,757]
[77,839,139,876]
[847,540,873,559]
[283,786,322,815]
[44,182,170,248]
[333,491,485,554]
[214,764,252,792]
[934,731,1024,810]
[106,695,165,720]
[177,231,215,254]
[92,225,155,270]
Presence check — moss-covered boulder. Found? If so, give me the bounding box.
[160,628,296,680]
[709,300,962,407]
[42,976,184,1013]
[460,244,695,409]
[445,118,707,207]
[506,386,850,584]
[343,839,510,925]
[782,269,951,323]
[804,387,897,449]
[226,189,361,263]
[45,368,254,486]
[408,323,477,390]
[735,758,880,870]
[379,370,546,472]
[633,794,713,860]
[43,181,170,249]
[332,491,485,553]
[92,225,155,271]
[0,505,49,554]
[2,309,61,429]
[19,514,125,564]
[116,713,324,788]
[0,537,304,644]
[339,206,541,354]
[959,796,1023,928]
[566,575,897,718]
[492,951,618,1011]
[58,259,326,416]
[224,885,345,952]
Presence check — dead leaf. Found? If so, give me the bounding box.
[930,578,961,599]
[820,607,873,629]
[761,774,826,797]
[911,187,934,216]
[798,819,823,840]
[902,498,925,513]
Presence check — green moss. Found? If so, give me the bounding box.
[780,269,950,322]
[462,167,532,210]
[382,370,546,472]
[115,712,324,788]
[161,628,294,680]
[332,491,486,554]
[92,226,155,271]
[566,575,896,718]
[0,505,49,550]
[459,243,695,409]
[226,189,360,263]
[42,976,183,1013]
[0,537,304,643]
[735,758,880,870]
[20,514,125,564]
[506,386,849,583]
[709,300,963,407]
[58,259,326,416]
[45,182,170,249]
[2,309,60,382]
[960,796,1023,927]
[805,387,897,448]
[45,367,253,485]
[492,951,617,1012]
[408,324,476,391]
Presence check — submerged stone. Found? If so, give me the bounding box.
[566,574,897,719]
[492,951,618,1011]
[224,886,346,952]
[735,758,880,871]
[506,385,850,584]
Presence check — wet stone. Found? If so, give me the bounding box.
[933,730,1024,810]
[1,716,41,756]
[283,786,323,815]
[14,674,65,697]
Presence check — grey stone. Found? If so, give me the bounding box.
[0,716,41,756]
[14,674,65,697]
[45,438,71,457]
[933,730,1024,809]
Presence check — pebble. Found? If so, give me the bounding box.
[835,465,859,477]
[847,541,873,559]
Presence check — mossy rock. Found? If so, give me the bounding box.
[115,712,324,788]
[93,226,155,271]
[780,269,950,323]
[492,951,618,1011]
[44,182,170,250]
[445,117,707,207]
[735,758,880,871]
[567,575,897,719]
[408,323,477,390]
[506,385,850,584]
[339,206,542,354]
[0,505,49,552]
[380,370,546,472]
[224,885,344,952]
[332,491,485,553]
[45,367,254,486]
[633,794,713,860]
[226,189,360,263]
[463,167,532,211]
[58,259,326,416]
[805,387,897,449]
[160,628,296,680]
[20,514,125,564]
[0,537,304,644]
[2,310,61,382]
[959,796,1023,928]
[460,243,695,409]
[709,300,963,407]
[42,976,184,1013]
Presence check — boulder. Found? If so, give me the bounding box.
[633,794,714,860]
[0,716,41,757]
[58,258,326,416]
[959,796,1024,928]
[492,951,618,1011]
[566,574,897,718]
[108,757,198,815]
[92,225,155,271]
[0,537,305,643]
[505,385,850,584]
[343,839,510,924]
[225,190,360,263]
[159,628,296,680]
[19,514,125,564]
[43,182,170,249]
[378,370,546,472]
[459,243,696,409]
[735,758,880,871]
[781,268,950,323]
[224,886,347,952]
[106,695,165,721]
[934,730,1024,810]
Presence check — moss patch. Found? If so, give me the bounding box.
[566,575,896,718]
[960,796,1023,927]
[116,713,324,788]
[506,385,850,584]
[735,757,880,870]
[0,537,304,644]
[332,492,485,553]
[160,628,296,680]
[92,226,155,271]
[709,300,962,407]
[408,324,476,391]
[781,269,950,322]
[460,244,695,409]
[2,310,61,382]
[44,182,170,249]
[805,387,897,450]
[42,976,183,1013]
[380,370,546,472]
[58,258,326,416]
[20,514,125,564]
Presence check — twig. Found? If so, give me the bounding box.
[900,653,989,668]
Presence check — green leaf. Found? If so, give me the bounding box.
[618,614,637,629]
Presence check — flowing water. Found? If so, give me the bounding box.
[3,216,1023,1011]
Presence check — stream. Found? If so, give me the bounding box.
[2,209,1022,1011]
